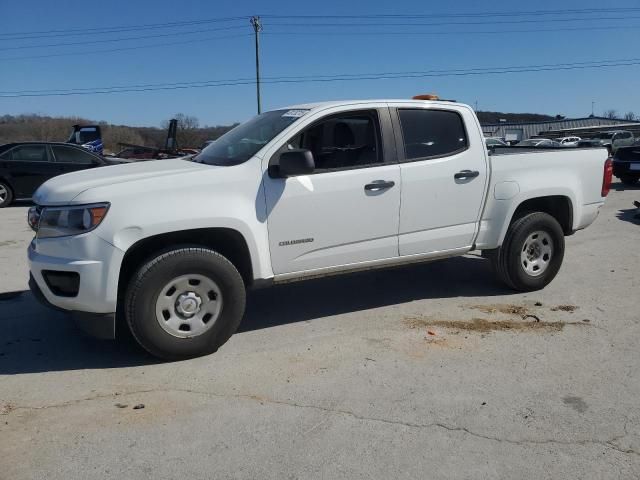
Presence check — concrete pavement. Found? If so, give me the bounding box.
[1,182,639,479]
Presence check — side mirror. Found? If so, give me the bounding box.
[273,149,315,177]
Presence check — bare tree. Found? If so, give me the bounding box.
[603,109,618,119]
[623,111,636,121]
[102,125,145,153]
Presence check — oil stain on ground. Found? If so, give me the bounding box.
[404,316,566,333]
[468,304,530,316]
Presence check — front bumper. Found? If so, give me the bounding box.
[27,233,124,339]
[29,274,116,339]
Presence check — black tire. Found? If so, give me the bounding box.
[619,175,639,186]
[0,180,13,208]
[491,212,565,292]
[125,247,246,360]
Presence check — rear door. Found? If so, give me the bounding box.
[1,144,57,198]
[263,107,401,275]
[391,104,489,256]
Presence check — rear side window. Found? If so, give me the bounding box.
[398,109,468,160]
[51,145,97,164]
[6,145,49,162]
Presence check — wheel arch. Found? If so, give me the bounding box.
[117,227,254,304]
[498,195,574,246]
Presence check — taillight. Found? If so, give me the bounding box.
[601,157,613,197]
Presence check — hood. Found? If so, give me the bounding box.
[34,158,209,205]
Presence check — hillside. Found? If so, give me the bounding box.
[0,114,236,152]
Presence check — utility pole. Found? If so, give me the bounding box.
[474,100,478,111]
[250,16,262,114]
[591,101,595,117]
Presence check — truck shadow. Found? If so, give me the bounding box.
[0,255,512,374]
[240,255,511,332]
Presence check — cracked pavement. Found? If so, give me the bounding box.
[1,181,639,479]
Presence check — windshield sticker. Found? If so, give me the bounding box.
[282,109,309,118]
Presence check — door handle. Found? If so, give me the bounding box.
[454,170,480,180]
[364,180,395,191]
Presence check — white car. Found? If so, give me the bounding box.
[27,98,612,359]
[558,136,581,147]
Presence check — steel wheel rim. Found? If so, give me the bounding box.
[0,184,7,203]
[155,274,223,338]
[520,230,553,277]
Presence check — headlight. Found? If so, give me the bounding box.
[29,203,110,239]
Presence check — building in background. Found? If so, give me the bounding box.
[481,117,640,143]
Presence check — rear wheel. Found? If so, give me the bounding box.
[490,212,565,291]
[125,247,246,360]
[619,175,639,186]
[0,181,13,208]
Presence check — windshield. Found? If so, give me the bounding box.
[518,139,538,146]
[194,109,309,166]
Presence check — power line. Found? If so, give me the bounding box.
[3,7,640,40]
[5,57,639,95]
[263,24,639,36]
[0,25,248,51]
[260,7,640,19]
[263,15,640,27]
[0,16,250,40]
[0,33,252,61]
[2,59,639,98]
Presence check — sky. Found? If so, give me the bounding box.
[0,0,639,127]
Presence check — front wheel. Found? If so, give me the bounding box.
[125,247,246,360]
[490,212,565,291]
[0,181,13,208]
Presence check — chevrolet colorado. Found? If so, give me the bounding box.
[27,99,612,359]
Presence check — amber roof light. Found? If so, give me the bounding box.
[412,94,439,100]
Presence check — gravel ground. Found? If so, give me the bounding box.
[0,181,638,479]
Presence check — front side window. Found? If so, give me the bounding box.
[8,145,48,162]
[195,109,309,166]
[398,109,468,160]
[286,110,383,171]
[52,145,97,164]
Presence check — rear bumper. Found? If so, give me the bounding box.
[29,274,115,339]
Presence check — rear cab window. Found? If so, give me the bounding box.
[397,108,468,161]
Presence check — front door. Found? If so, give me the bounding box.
[391,105,488,256]
[264,108,401,275]
[50,144,101,175]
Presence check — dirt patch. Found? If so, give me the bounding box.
[404,316,565,333]
[468,304,530,316]
[551,305,579,312]
[0,404,15,415]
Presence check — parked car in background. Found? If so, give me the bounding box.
[485,137,508,147]
[517,138,561,147]
[577,131,635,154]
[612,145,640,185]
[0,142,125,207]
[557,136,581,147]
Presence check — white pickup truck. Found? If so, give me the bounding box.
[27,98,612,359]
